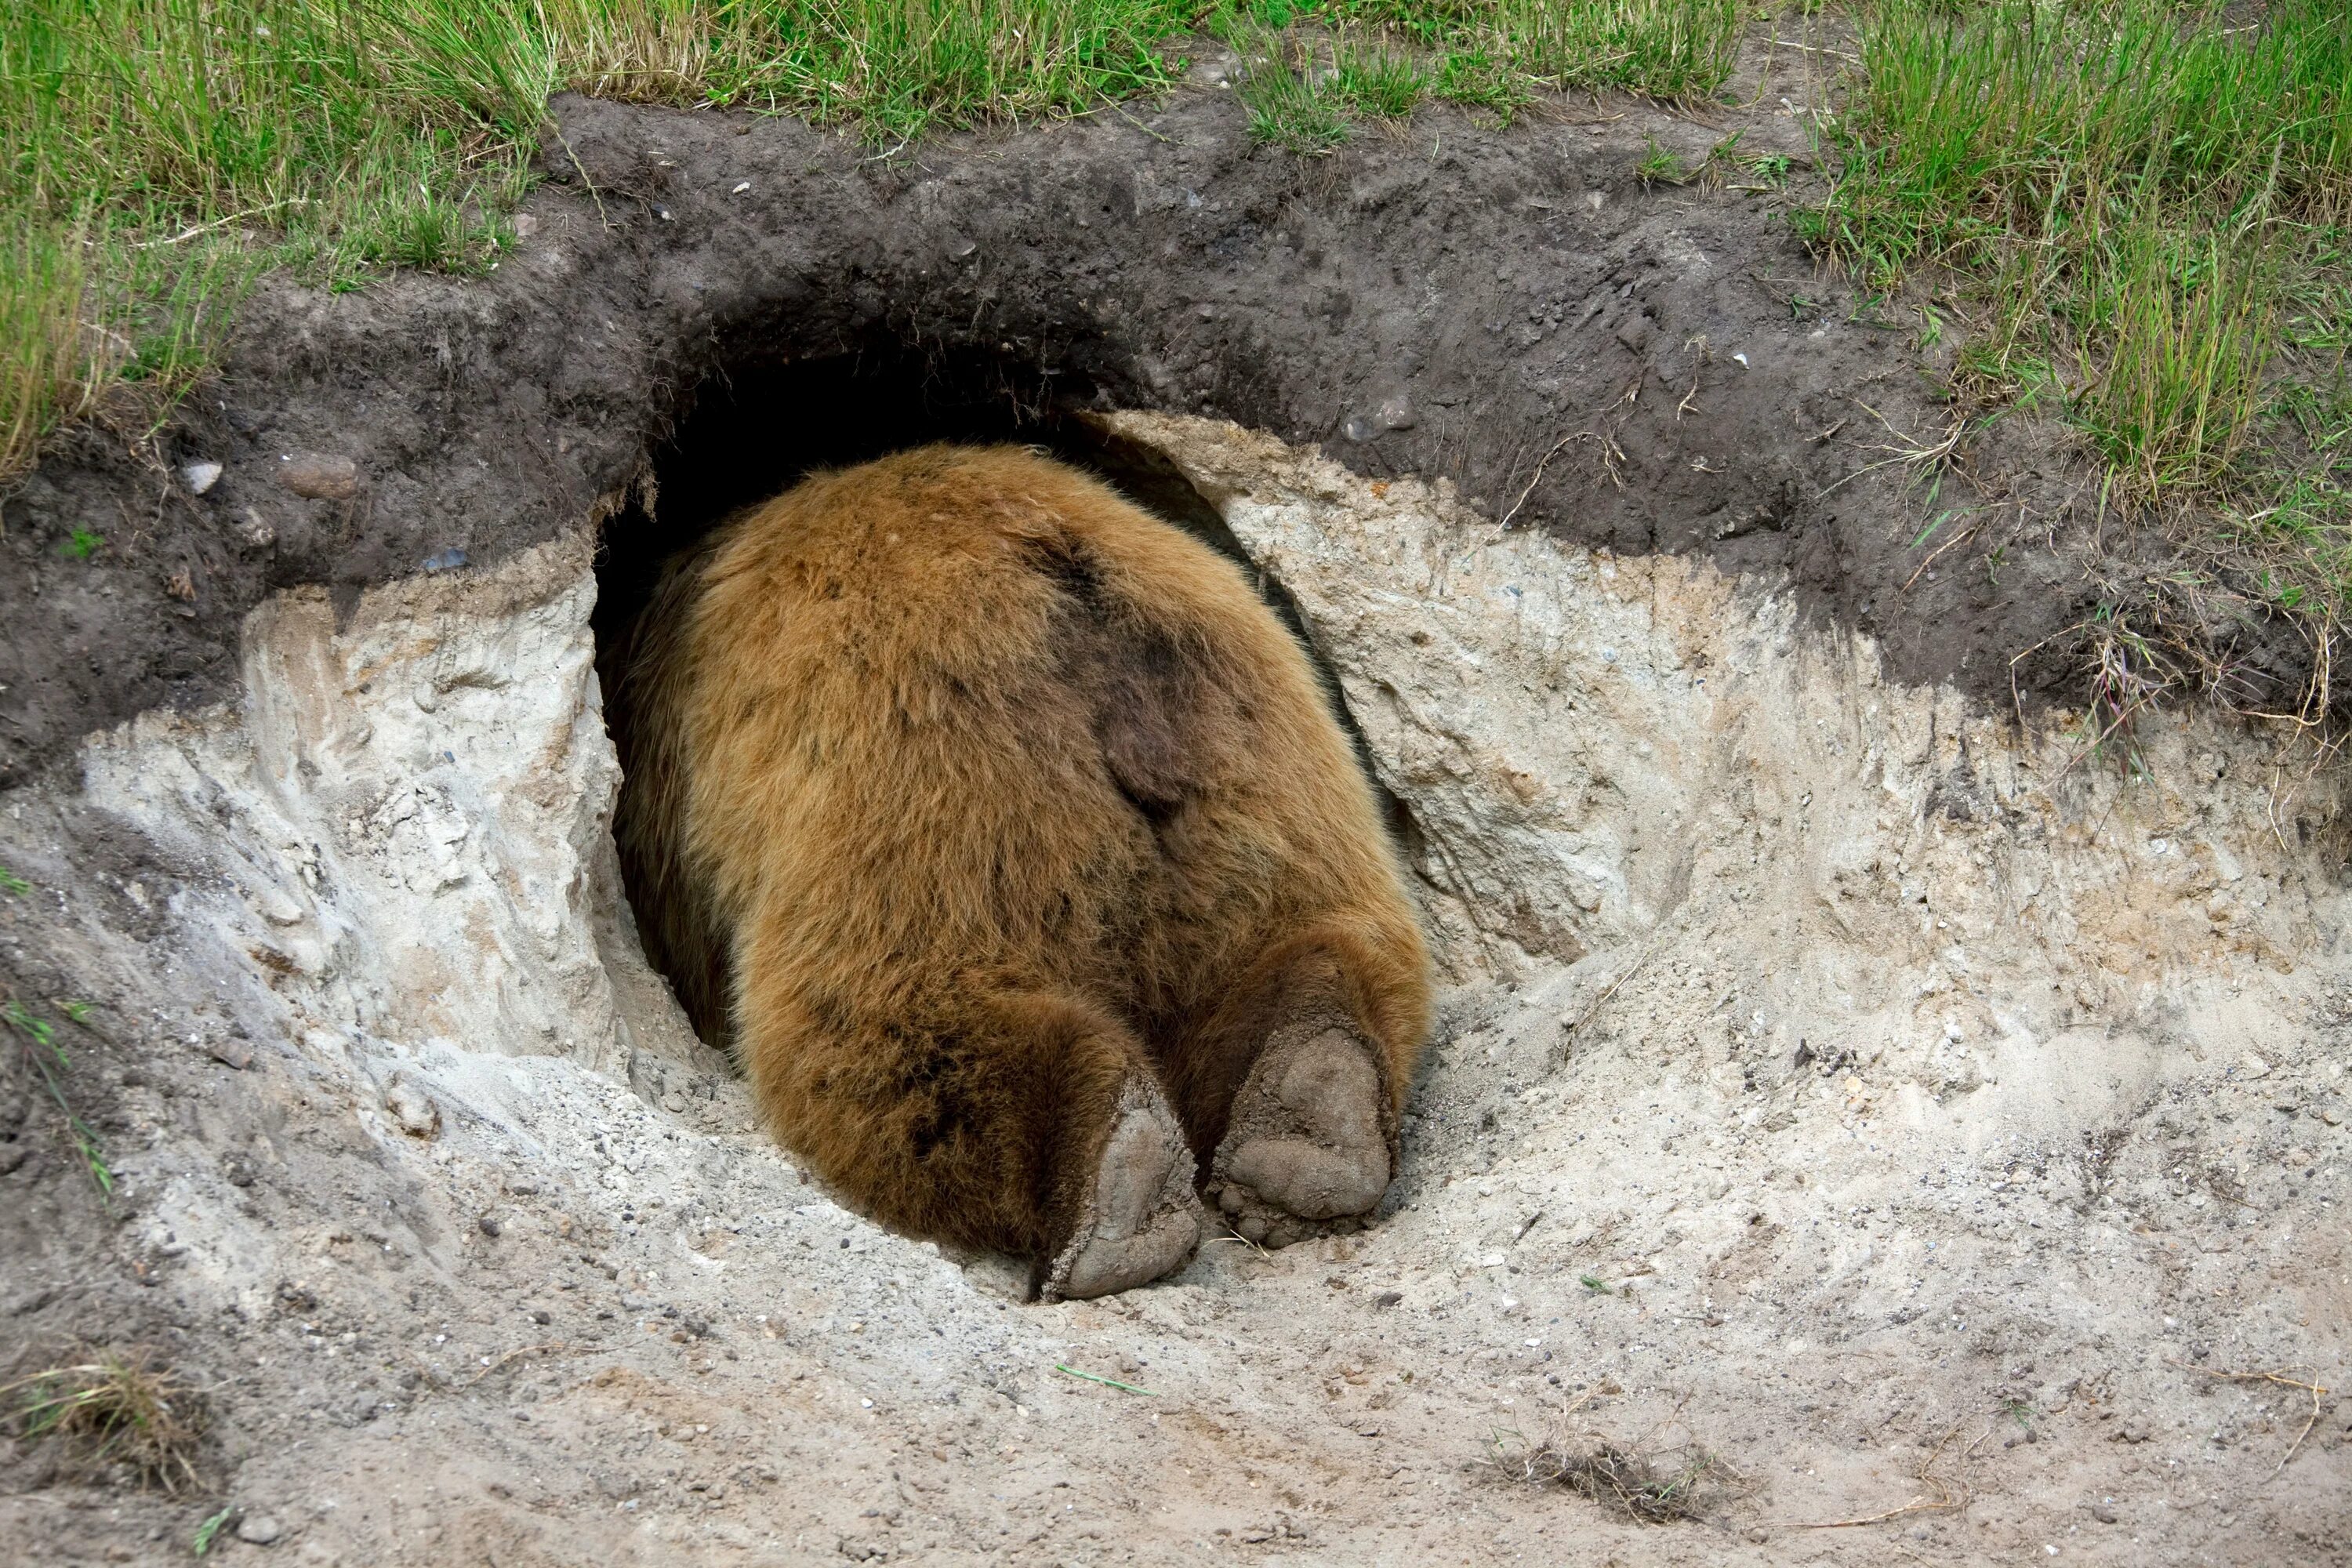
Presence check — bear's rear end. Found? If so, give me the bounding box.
[608,444,1429,1295]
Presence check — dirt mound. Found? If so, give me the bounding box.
[6,408,2350,1565]
[5,57,2158,793]
[3,53,2349,1568]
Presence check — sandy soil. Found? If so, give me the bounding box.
[5,414,2348,1567]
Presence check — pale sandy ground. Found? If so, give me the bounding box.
[4,419,2347,1566]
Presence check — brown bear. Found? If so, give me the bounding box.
[604,444,1430,1298]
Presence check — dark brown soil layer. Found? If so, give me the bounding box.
[0,66,2297,786]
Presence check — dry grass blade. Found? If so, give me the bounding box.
[2164,1360,2334,1477]
[1784,1421,1981,1530]
[1490,1419,1734,1525]
[2,1348,205,1492]
[1900,524,1977,593]
[1559,938,1658,1047]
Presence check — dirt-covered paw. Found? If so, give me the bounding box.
[1045,1081,1203,1300]
[1210,1022,1391,1247]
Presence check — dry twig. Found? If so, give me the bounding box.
[1785,1421,1984,1530]
[2164,1360,2333,1477]
[467,1341,566,1383]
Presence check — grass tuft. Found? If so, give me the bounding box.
[1490,1428,1734,1523]
[3,1348,204,1492]
[1806,0,2352,623]
[1232,24,1355,153]
[4,993,112,1203]
[1221,0,1742,150]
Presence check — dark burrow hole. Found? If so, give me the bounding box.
[591,347,1421,1019]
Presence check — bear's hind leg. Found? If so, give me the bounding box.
[1049,1075,1203,1300]
[742,984,1203,1299]
[1173,925,1423,1250]
[1210,1015,1390,1250]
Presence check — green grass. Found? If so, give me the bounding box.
[1225,0,1743,151]
[0,0,1744,482]
[192,1505,234,1557]
[0,0,1203,486]
[4,995,112,1203]
[1805,0,2352,619]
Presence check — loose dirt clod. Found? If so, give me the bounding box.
[275,452,358,500]
[381,1074,441,1138]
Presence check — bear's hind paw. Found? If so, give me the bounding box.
[1044,1080,1203,1300]
[1207,1020,1392,1250]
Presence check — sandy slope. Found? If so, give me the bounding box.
[4,420,2347,1566]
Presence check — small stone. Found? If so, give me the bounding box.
[207,1036,255,1070]
[276,452,358,500]
[1372,1290,1403,1308]
[253,886,306,926]
[478,1214,502,1237]
[2090,1504,2118,1524]
[236,1515,283,1545]
[946,235,978,260]
[512,212,539,239]
[1746,1526,1770,1544]
[420,546,467,572]
[382,1076,441,1138]
[1377,397,1417,431]
[2238,1053,2271,1080]
[1341,415,1375,443]
[238,509,277,550]
[2324,1106,2344,1127]
[182,461,223,495]
[530,1308,552,1325]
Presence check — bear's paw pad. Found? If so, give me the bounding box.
[1210,1023,1390,1244]
[1047,1083,1203,1299]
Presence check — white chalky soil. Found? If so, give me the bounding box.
[2,419,2344,1566]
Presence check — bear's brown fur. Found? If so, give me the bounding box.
[605,445,1430,1294]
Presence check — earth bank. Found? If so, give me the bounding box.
[3,60,2350,1568]
[3,414,2348,1566]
